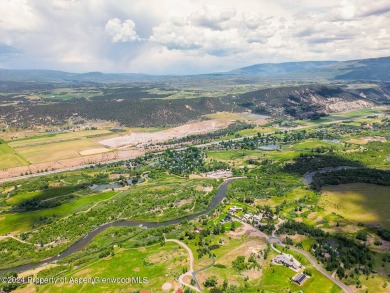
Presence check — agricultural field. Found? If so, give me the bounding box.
[12,139,108,163]
[0,129,124,170]
[0,140,29,169]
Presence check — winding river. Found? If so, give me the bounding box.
[303,166,359,185]
[1,165,362,274]
[0,177,243,274]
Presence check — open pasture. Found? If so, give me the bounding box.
[319,183,390,229]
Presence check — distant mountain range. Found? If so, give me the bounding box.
[0,56,389,83]
[228,56,390,81]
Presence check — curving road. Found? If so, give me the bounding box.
[242,218,352,293]
[165,238,201,293]
[288,245,352,293]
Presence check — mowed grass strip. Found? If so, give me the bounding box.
[319,183,390,229]
[0,139,29,169]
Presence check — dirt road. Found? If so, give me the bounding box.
[165,238,201,293]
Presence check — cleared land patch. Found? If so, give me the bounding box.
[319,183,390,229]
[99,119,232,148]
[79,148,112,156]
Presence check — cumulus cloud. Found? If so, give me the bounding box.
[190,5,237,30]
[105,18,140,42]
[150,5,279,56]
[0,0,41,32]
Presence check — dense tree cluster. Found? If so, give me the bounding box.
[283,154,363,175]
[278,220,327,237]
[156,147,229,176]
[310,168,390,190]
[0,97,235,128]
[377,228,390,241]
[215,128,340,151]
[158,122,254,146]
[227,179,293,203]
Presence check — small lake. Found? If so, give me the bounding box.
[322,139,341,144]
[258,144,281,151]
[89,177,144,191]
[89,183,123,191]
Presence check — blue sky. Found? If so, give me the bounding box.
[0,0,389,74]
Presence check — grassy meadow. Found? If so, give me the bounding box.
[319,183,390,229]
[0,140,29,169]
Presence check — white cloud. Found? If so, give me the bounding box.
[357,0,390,17]
[331,0,356,21]
[105,18,139,42]
[0,0,388,73]
[0,0,41,32]
[150,5,279,56]
[190,5,237,30]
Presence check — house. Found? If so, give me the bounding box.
[273,253,302,271]
[242,214,253,222]
[228,206,243,213]
[253,214,262,222]
[292,273,307,285]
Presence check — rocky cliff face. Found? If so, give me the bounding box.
[231,85,383,118]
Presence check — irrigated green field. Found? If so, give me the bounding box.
[319,183,390,229]
[0,140,29,169]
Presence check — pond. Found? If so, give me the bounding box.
[258,144,281,151]
[89,182,123,191]
[322,139,341,144]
